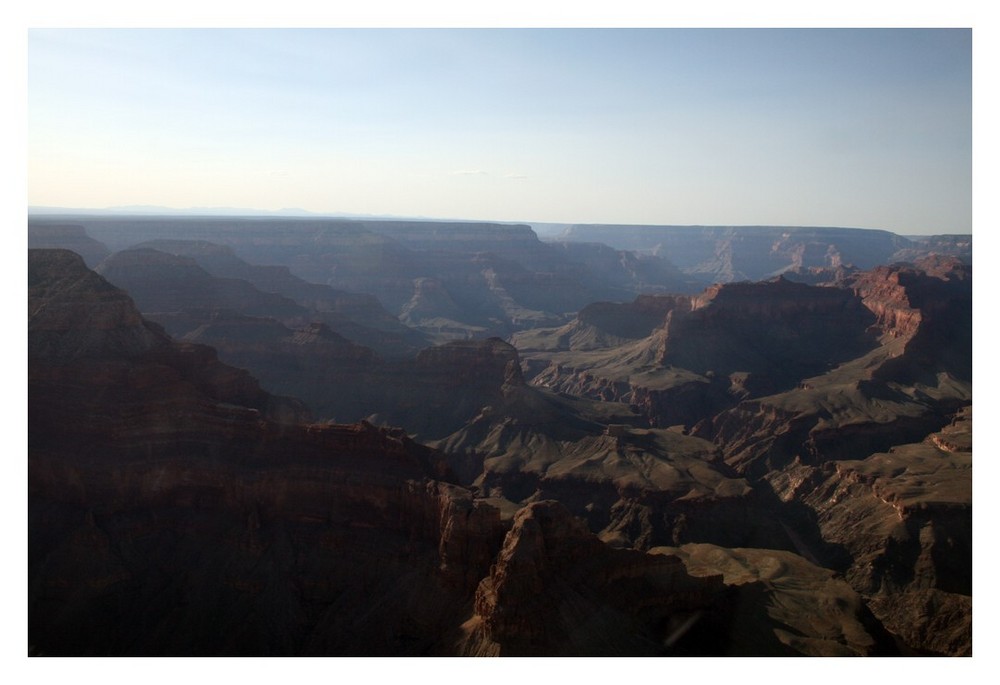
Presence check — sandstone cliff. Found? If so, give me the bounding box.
[524,276,882,429]
[696,258,972,477]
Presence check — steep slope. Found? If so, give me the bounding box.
[29,215,699,340]
[763,408,972,655]
[433,373,794,554]
[523,259,969,441]
[27,222,973,657]
[181,317,380,422]
[460,502,889,656]
[696,257,971,477]
[28,244,952,655]
[29,248,306,423]
[526,276,882,428]
[29,248,509,655]
[133,239,426,356]
[652,543,894,656]
[92,248,535,432]
[96,248,311,338]
[508,257,972,654]
[512,294,688,354]
[34,249,855,657]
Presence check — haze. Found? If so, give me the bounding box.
[28,28,972,235]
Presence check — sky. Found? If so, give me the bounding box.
[27,27,972,235]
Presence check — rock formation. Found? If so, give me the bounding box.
[763,408,972,655]
[133,238,428,356]
[95,248,310,338]
[462,502,891,656]
[506,257,971,654]
[28,216,699,341]
[32,248,880,656]
[461,501,727,656]
[29,248,505,655]
[555,224,921,282]
[26,216,973,656]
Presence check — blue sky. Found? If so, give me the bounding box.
[27,27,972,234]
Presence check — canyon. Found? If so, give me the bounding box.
[27,217,972,656]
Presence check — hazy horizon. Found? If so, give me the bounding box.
[28,28,972,236]
[26,204,970,239]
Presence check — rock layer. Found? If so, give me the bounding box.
[27,227,973,656]
[29,248,506,655]
[463,501,727,656]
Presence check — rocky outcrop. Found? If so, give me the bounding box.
[512,294,689,354]
[763,408,972,655]
[29,248,306,422]
[851,256,972,382]
[462,501,727,656]
[889,234,972,265]
[432,379,795,555]
[661,277,879,381]
[654,544,894,656]
[523,276,882,429]
[153,302,528,436]
[461,502,890,656]
[544,240,700,295]
[29,248,165,359]
[181,317,380,422]
[86,245,526,429]
[29,429,509,655]
[399,276,469,329]
[378,338,524,439]
[505,254,972,655]
[28,248,854,655]
[695,259,972,477]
